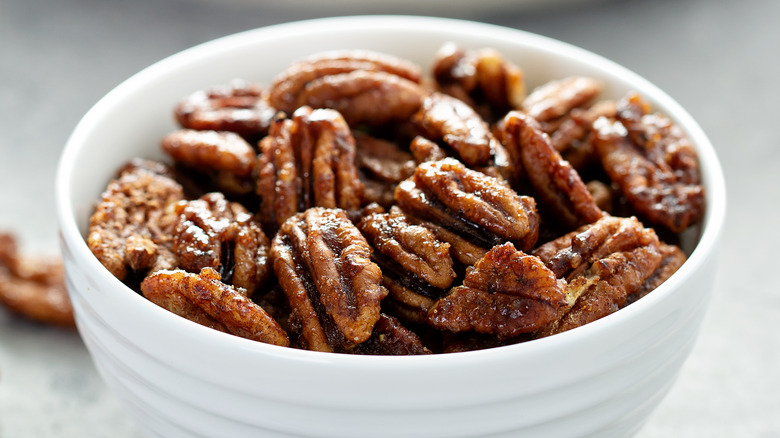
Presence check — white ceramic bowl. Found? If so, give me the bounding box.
[56,16,726,438]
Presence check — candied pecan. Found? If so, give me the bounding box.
[358,210,455,322]
[412,92,500,167]
[296,70,427,127]
[352,313,432,355]
[432,42,525,121]
[87,164,184,280]
[428,243,568,339]
[257,107,364,229]
[355,132,415,183]
[626,242,686,305]
[141,268,289,346]
[521,76,602,123]
[172,192,270,296]
[395,158,539,262]
[0,233,75,328]
[270,207,387,352]
[501,111,604,229]
[174,79,276,139]
[549,100,617,154]
[161,129,257,196]
[268,50,422,115]
[591,93,705,233]
[409,136,447,164]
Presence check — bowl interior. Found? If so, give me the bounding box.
[56,15,726,364]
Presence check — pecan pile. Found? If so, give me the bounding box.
[87,46,705,354]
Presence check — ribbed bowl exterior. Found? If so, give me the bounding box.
[56,16,726,438]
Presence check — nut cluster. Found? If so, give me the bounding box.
[87,45,704,354]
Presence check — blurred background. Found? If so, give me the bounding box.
[1,0,778,436]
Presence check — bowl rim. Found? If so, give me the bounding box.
[55,15,727,366]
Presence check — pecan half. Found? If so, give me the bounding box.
[501,111,604,229]
[395,158,539,264]
[268,50,423,117]
[412,92,500,167]
[257,107,364,229]
[174,79,276,140]
[428,242,568,339]
[161,129,257,196]
[87,164,184,280]
[141,268,289,346]
[172,192,270,296]
[591,92,705,233]
[359,209,455,323]
[521,76,602,123]
[432,42,526,121]
[270,207,387,352]
[352,313,432,355]
[0,233,74,328]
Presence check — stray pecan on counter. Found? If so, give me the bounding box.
[395,158,539,266]
[87,162,184,282]
[162,129,258,196]
[591,92,705,233]
[432,42,526,122]
[0,233,75,328]
[141,267,289,346]
[358,209,455,324]
[172,192,270,296]
[268,50,426,127]
[174,79,276,141]
[501,111,604,230]
[257,106,364,229]
[270,207,388,352]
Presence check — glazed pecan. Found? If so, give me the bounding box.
[161,129,257,196]
[270,207,387,352]
[501,111,604,229]
[521,76,602,123]
[395,158,539,264]
[530,215,680,336]
[355,132,416,184]
[172,192,270,296]
[591,92,705,232]
[432,42,526,121]
[359,209,455,323]
[141,267,289,346]
[428,243,568,339]
[412,92,500,167]
[87,164,184,280]
[0,233,74,328]
[353,313,432,355]
[174,79,276,140]
[257,107,364,229]
[296,70,427,127]
[268,50,423,119]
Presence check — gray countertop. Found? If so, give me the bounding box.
[1,0,778,436]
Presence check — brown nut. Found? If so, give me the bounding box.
[257,107,364,229]
[352,313,432,355]
[270,207,387,352]
[141,267,289,346]
[501,111,604,230]
[591,92,705,233]
[412,92,500,168]
[432,42,526,121]
[521,76,603,123]
[428,242,568,339]
[174,79,276,140]
[358,209,455,323]
[172,192,270,296]
[395,158,539,264]
[268,50,423,115]
[87,163,184,281]
[0,233,75,328]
